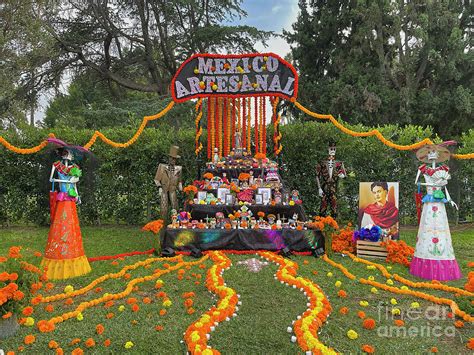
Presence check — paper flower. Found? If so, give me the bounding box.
[124,341,134,349]
[390,298,398,305]
[410,302,420,309]
[391,308,401,315]
[347,329,358,340]
[370,287,378,294]
[359,301,369,307]
[386,279,394,285]
[327,272,333,277]
[64,285,74,294]
[335,281,342,287]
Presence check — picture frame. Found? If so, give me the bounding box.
[197,191,207,202]
[217,188,230,203]
[255,194,263,205]
[225,194,234,205]
[257,187,272,205]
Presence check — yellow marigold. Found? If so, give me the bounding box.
[347,329,358,340]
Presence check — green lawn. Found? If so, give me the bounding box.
[0,225,472,354]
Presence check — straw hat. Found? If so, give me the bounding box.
[168,145,181,159]
[415,141,456,163]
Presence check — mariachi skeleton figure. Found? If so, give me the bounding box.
[316,141,347,218]
[154,146,183,220]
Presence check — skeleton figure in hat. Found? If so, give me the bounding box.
[316,141,346,218]
[409,142,461,281]
[154,146,183,220]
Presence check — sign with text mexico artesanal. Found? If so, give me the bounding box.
[171,53,298,103]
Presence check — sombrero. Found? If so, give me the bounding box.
[47,138,91,160]
[415,141,456,163]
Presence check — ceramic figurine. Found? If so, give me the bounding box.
[171,209,179,228]
[249,170,255,185]
[191,220,199,229]
[178,211,191,228]
[291,190,302,204]
[213,147,220,165]
[288,213,298,229]
[276,219,282,230]
[216,212,225,228]
[267,214,276,226]
[274,187,282,204]
[231,219,238,229]
[221,172,230,185]
[239,205,253,221]
[250,217,257,229]
[210,218,217,229]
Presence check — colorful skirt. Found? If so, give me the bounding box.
[409,200,461,281]
[41,200,91,280]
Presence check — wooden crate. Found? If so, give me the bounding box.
[356,240,388,260]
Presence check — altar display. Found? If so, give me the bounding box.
[41,138,92,280]
[410,142,461,281]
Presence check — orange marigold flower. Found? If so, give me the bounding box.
[394,319,405,327]
[155,325,164,331]
[123,273,131,279]
[157,291,167,298]
[2,312,13,319]
[430,347,438,353]
[24,335,36,345]
[104,339,111,347]
[45,304,54,313]
[106,313,114,319]
[70,338,81,346]
[132,304,140,312]
[85,338,96,348]
[339,307,349,315]
[111,261,119,266]
[45,282,54,290]
[71,348,84,355]
[8,246,22,258]
[454,320,464,328]
[337,290,347,298]
[37,320,55,333]
[0,257,7,263]
[357,311,366,319]
[13,290,24,301]
[159,309,167,316]
[182,292,196,299]
[143,297,152,304]
[184,298,194,308]
[104,300,114,308]
[95,287,102,293]
[48,340,59,349]
[96,324,105,335]
[21,306,34,317]
[361,344,375,353]
[187,307,195,315]
[363,318,376,330]
[56,348,64,355]
[127,297,137,304]
[64,298,74,305]
[467,338,474,350]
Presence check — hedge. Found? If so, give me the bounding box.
[0,124,472,226]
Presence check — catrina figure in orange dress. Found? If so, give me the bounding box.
[41,138,92,280]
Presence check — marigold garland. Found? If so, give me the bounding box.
[195,99,203,156]
[210,98,216,159]
[231,98,236,148]
[247,98,251,153]
[227,99,231,155]
[39,256,183,304]
[262,96,267,155]
[242,98,246,149]
[254,96,259,154]
[260,251,336,354]
[324,254,474,323]
[141,220,165,235]
[42,256,207,330]
[345,252,473,297]
[183,251,238,354]
[217,98,223,157]
[207,98,212,159]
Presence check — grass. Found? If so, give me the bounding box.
[0,225,472,354]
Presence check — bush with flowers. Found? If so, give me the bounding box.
[307,216,339,255]
[381,240,415,267]
[0,247,46,328]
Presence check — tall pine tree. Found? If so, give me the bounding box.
[285,0,473,137]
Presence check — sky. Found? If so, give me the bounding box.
[34,0,300,123]
[237,0,299,56]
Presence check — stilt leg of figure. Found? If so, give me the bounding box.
[160,190,169,220]
[320,194,328,216]
[169,190,178,211]
[329,193,338,219]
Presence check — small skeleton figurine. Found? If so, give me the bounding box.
[316,141,346,218]
[213,147,220,165]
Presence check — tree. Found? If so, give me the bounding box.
[285,0,473,137]
[34,0,271,95]
[0,0,56,128]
